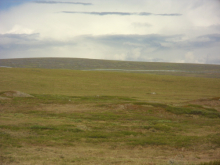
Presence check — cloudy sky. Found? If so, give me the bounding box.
[0,0,220,64]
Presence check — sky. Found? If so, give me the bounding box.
[0,0,220,64]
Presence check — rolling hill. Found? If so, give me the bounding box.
[1,57,220,78]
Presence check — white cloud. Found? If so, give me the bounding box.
[184,52,196,63]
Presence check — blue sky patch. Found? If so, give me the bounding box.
[0,0,33,10]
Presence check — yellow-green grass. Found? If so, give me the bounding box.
[1,68,220,103]
[1,67,220,164]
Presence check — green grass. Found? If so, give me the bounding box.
[1,68,220,103]
[1,95,219,147]
[199,160,220,165]
[1,95,220,164]
[0,67,220,164]
[166,106,220,118]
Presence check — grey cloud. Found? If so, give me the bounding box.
[62,11,134,16]
[85,34,220,54]
[138,12,152,16]
[177,34,220,49]
[194,34,220,47]
[34,1,92,5]
[1,33,219,64]
[84,34,183,52]
[0,33,40,41]
[209,24,220,31]
[156,13,182,16]
[95,34,179,45]
[0,33,75,51]
[197,34,220,42]
[62,11,182,16]
[2,33,218,52]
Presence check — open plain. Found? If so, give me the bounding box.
[0,59,220,165]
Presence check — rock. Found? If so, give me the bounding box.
[77,125,90,131]
[2,91,34,98]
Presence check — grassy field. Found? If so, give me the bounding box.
[1,67,220,103]
[0,67,220,164]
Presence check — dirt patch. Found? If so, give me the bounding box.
[0,96,11,100]
[109,104,143,110]
[188,97,220,107]
[1,91,33,98]
[36,104,100,113]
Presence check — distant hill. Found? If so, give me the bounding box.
[0,58,220,77]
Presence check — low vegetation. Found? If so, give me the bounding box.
[199,160,220,165]
[0,67,220,164]
[1,94,220,164]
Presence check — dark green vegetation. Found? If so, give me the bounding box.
[0,66,220,164]
[199,161,220,165]
[1,57,220,78]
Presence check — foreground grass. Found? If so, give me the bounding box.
[0,95,220,164]
[199,161,220,165]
